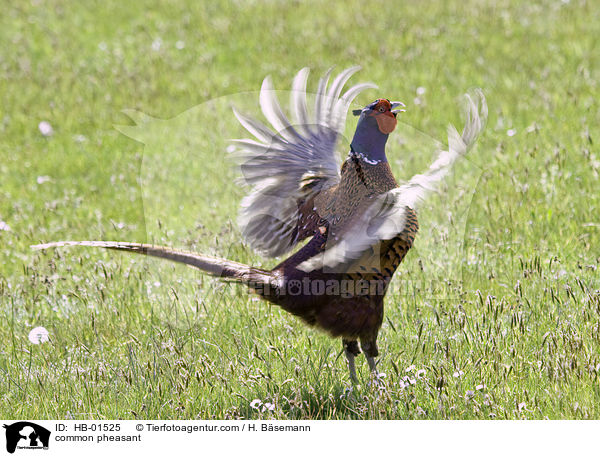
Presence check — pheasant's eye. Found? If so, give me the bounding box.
[378,106,386,112]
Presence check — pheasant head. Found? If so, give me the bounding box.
[350,98,405,163]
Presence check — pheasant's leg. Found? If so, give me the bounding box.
[345,351,357,383]
[360,339,379,377]
[343,339,360,383]
[366,355,377,373]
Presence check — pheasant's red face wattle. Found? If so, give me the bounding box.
[375,112,397,134]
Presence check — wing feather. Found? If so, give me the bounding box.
[232,67,376,257]
[259,76,301,142]
[290,67,310,129]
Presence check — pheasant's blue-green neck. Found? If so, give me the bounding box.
[349,114,389,164]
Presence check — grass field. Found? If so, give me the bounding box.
[1,0,599,419]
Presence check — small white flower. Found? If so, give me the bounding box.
[416,369,426,378]
[405,365,415,373]
[37,175,51,185]
[175,41,185,50]
[453,370,464,377]
[402,375,416,385]
[476,384,485,391]
[28,327,50,344]
[263,402,275,411]
[0,221,10,231]
[507,129,517,137]
[525,123,538,133]
[161,340,175,352]
[151,38,162,51]
[416,86,426,96]
[465,390,475,399]
[38,121,53,137]
[250,399,262,410]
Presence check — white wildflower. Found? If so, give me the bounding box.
[28,327,50,344]
[38,121,53,137]
[151,38,162,51]
[263,402,275,411]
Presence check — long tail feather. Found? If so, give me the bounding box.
[31,241,272,284]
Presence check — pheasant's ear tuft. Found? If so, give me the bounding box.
[352,109,363,116]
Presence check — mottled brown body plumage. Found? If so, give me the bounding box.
[262,155,418,361]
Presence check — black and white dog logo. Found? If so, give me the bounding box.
[3,422,51,453]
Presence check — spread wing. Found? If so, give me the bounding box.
[298,90,488,273]
[231,67,377,257]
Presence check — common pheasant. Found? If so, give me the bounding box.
[34,67,486,383]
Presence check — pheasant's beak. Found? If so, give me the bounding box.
[390,101,406,116]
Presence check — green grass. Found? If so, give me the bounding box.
[1,0,599,419]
